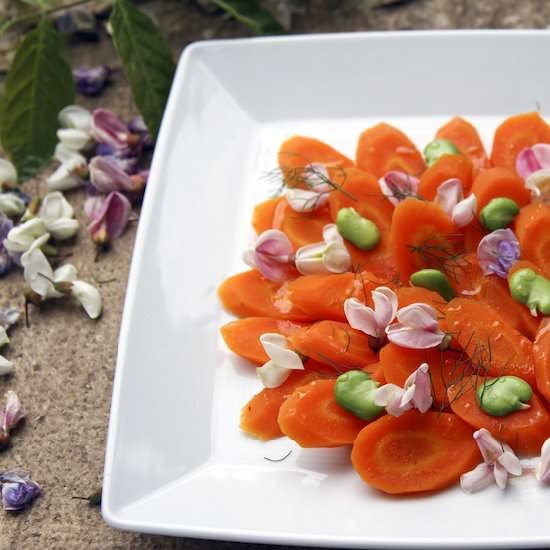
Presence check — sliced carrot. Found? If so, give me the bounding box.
[221,317,308,365]
[418,154,474,200]
[251,197,282,235]
[491,112,550,173]
[470,167,531,213]
[277,201,334,248]
[390,198,462,281]
[218,271,312,321]
[277,378,368,447]
[447,375,550,456]
[476,275,540,340]
[441,298,535,385]
[533,319,550,405]
[462,221,486,253]
[395,286,447,315]
[288,320,377,370]
[278,136,353,187]
[514,201,550,278]
[446,253,484,296]
[379,343,473,410]
[436,116,491,175]
[351,411,479,494]
[240,368,330,441]
[356,123,425,178]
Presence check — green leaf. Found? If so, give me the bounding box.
[18,0,56,8]
[110,0,176,139]
[211,0,285,35]
[0,18,75,180]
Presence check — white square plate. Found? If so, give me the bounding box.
[103,31,550,548]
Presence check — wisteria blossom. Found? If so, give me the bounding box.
[0,159,17,190]
[386,303,446,349]
[344,287,398,343]
[0,391,25,447]
[73,65,111,96]
[477,228,520,278]
[434,178,477,226]
[374,363,432,416]
[242,229,293,282]
[256,333,304,388]
[286,163,332,213]
[85,192,132,248]
[535,437,550,484]
[461,428,522,493]
[378,171,419,206]
[294,224,351,275]
[0,470,41,511]
[516,143,550,196]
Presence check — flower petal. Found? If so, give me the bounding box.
[532,144,550,170]
[53,264,78,283]
[525,168,550,197]
[303,163,331,191]
[405,363,433,413]
[378,171,419,206]
[535,437,550,484]
[71,280,102,319]
[372,286,398,329]
[57,128,91,152]
[396,303,439,330]
[0,355,14,376]
[255,229,293,257]
[477,229,520,278]
[460,463,495,493]
[386,323,445,349]
[493,461,509,490]
[90,108,128,148]
[0,326,9,348]
[89,156,134,193]
[0,159,17,190]
[20,233,60,299]
[295,242,326,275]
[47,155,86,191]
[473,428,505,464]
[39,192,75,222]
[259,333,303,371]
[256,361,292,388]
[344,298,378,338]
[452,194,477,227]
[434,178,463,216]
[2,391,24,433]
[373,383,410,416]
[323,241,351,273]
[498,447,522,476]
[58,105,92,131]
[287,188,328,213]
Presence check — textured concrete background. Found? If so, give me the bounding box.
[1,0,550,548]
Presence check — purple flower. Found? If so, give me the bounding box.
[89,156,138,193]
[1,391,25,435]
[85,192,132,247]
[128,117,153,150]
[91,109,130,150]
[0,470,41,511]
[0,215,13,277]
[379,171,420,206]
[243,229,293,282]
[73,65,111,96]
[477,229,520,278]
[515,144,550,197]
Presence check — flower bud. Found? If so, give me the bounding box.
[0,193,25,218]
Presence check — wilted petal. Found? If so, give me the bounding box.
[53,264,78,283]
[435,178,463,216]
[4,218,47,255]
[88,192,132,244]
[0,159,18,190]
[323,240,351,273]
[493,462,509,490]
[477,229,520,278]
[535,437,550,484]
[57,128,92,152]
[0,308,20,329]
[89,156,134,193]
[47,155,87,191]
[498,448,522,476]
[259,333,303,371]
[0,472,41,511]
[58,105,91,131]
[20,233,61,299]
[71,280,102,319]
[379,171,419,206]
[460,463,495,494]
[344,298,379,338]
[386,323,445,349]
[256,361,292,388]
[373,383,410,416]
[473,428,507,464]
[2,391,24,433]
[287,188,328,212]
[90,108,128,149]
[452,194,477,226]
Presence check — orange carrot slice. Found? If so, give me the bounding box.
[470,167,531,214]
[277,378,367,447]
[218,271,312,321]
[514,201,550,278]
[276,201,334,248]
[221,317,308,365]
[351,411,479,494]
[533,319,550,406]
[441,298,535,385]
[436,116,491,175]
[240,368,331,441]
[288,320,377,370]
[418,154,474,200]
[448,375,550,456]
[395,286,448,315]
[390,198,462,282]
[356,123,425,178]
[251,197,282,234]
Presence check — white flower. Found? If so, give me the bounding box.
[286,163,333,213]
[0,193,25,218]
[535,437,550,484]
[38,192,78,240]
[242,229,293,282]
[20,234,61,299]
[70,280,102,319]
[434,178,476,227]
[3,218,48,256]
[295,224,351,275]
[58,105,92,132]
[47,154,87,191]
[373,363,432,416]
[256,333,304,388]
[57,128,92,152]
[0,159,17,190]
[344,287,398,341]
[460,428,522,493]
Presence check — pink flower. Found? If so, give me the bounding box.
[385,303,446,349]
[85,192,132,247]
[0,391,25,449]
[516,144,550,196]
[344,287,397,341]
[256,333,304,388]
[373,363,432,416]
[90,109,134,149]
[89,156,143,193]
[477,228,520,278]
[461,428,522,493]
[243,230,293,282]
[434,178,477,226]
[286,163,332,213]
[535,437,550,484]
[378,171,419,206]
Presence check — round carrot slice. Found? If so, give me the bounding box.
[418,154,474,200]
[514,201,550,278]
[534,319,550,406]
[351,411,479,494]
[278,379,367,447]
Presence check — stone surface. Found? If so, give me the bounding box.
[0,0,547,548]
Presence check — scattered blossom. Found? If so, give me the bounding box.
[73,65,111,96]
[0,391,25,447]
[434,178,477,226]
[256,333,304,388]
[85,192,132,248]
[386,303,446,349]
[516,143,550,196]
[378,171,419,206]
[0,470,41,511]
[461,428,522,493]
[286,163,332,213]
[0,159,17,191]
[535,437,550,484]
[242,229,293,282]
[477,228,520,278]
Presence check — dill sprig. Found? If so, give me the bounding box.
[408,236,467,282]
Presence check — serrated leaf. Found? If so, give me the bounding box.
[110,0,175,139]
[211,0,285,35]
[0,18,75,180]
